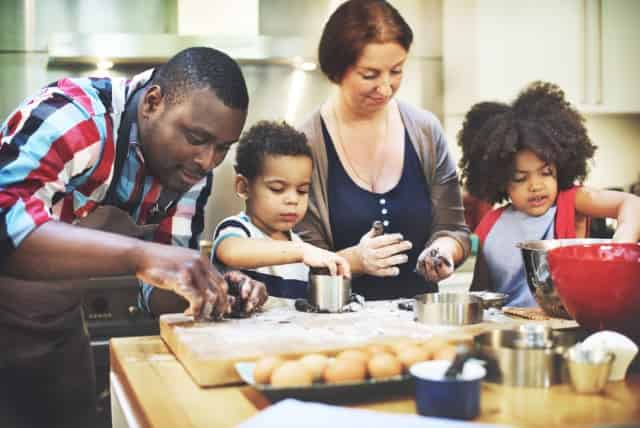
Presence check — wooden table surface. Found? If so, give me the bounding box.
[110,335,640,428]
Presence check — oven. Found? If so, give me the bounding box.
[82,275,159,427]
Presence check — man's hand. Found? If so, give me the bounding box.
[224,270,268,315]
[135,241,230,320]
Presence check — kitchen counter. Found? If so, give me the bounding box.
[110,335,640,428]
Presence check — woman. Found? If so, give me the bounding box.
[296,0,470,300]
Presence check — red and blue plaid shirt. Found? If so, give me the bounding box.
[0,70,212,266]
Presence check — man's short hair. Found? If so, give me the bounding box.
[152,46,249,110]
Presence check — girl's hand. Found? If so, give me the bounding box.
[357,226,412,277]
[416,246,455,282]
[301,243,351,278]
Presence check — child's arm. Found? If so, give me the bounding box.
[216,237,351,277]
[575,187,640,242]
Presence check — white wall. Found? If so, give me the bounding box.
[177,0,259,35]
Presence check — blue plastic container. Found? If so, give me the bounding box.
[409,360,486,420]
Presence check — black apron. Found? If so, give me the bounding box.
[0,85,169,428]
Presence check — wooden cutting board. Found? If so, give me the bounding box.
[159,298,513,387]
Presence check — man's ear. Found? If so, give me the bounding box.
[140,85,164,117]
[235,175,249,200]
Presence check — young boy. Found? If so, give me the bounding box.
[212,121,350,298]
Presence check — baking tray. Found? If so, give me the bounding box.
[235,362,413,403]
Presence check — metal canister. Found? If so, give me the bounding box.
[307,267,351,313]
[474,328,583,388]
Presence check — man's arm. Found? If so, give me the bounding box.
[146,189,269,317]
[0,90,228,319]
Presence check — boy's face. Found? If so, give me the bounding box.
[243,154,313,239]
[506,149,558,217]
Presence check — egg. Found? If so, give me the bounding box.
[396,345,431,370]
[421,338,449,359]
[368,353,403,379]
[324,358,367,384]
[433,345,457,362]
[389,340,416,356]
[367,344,393,355]
[298,354,329,381]
[253,356,285,385]
[336,349,369,365]
[270,361,313,387]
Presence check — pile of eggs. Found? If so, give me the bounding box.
[253,340,458,387]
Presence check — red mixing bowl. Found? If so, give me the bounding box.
[547,243,640,343]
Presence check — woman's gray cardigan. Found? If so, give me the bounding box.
[295,100,470,262]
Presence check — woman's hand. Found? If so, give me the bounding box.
[134,241,230,320]
[356,227,413,276]
[416,245,455,282]
[301,243,351,278]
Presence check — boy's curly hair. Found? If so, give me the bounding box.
[235,120,311,180]
[457,81,597,204]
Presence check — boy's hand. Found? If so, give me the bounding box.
[301,243,351,278]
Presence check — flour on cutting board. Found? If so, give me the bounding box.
[163,300,462,359]
[160,298,578,386]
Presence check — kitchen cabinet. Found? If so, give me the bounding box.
[600,0,640,112]
[443,0,640,115]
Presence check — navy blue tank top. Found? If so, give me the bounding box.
[321,119,437,300]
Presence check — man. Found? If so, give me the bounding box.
[0,47,267,427]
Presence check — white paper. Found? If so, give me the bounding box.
[239,399,508,428]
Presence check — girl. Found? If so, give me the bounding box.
[212,121,350,299]
[458,81,640,307]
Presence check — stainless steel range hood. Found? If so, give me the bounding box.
[46,0,326,68]
[47,32,317,67]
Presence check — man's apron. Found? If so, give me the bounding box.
[0,84,163,428]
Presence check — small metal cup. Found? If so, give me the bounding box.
[566,344,614,394]
[514,324,553,349]
[308,268,351,312]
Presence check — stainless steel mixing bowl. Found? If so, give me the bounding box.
[517,238,612,319]
[414,292,483,325]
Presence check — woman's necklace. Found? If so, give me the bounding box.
[332,103,388,193]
